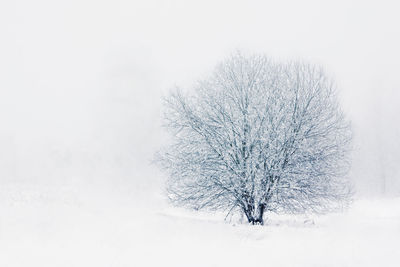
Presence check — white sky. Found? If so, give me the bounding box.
[1,0,399,194]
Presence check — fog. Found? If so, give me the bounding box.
[1,0,399,197]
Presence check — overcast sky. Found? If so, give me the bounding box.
[1,0,399,195]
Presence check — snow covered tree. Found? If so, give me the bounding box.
[157,53,352,225]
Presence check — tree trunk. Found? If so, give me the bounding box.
[244,203,265,225]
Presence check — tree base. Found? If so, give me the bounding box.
[248,218,264,225]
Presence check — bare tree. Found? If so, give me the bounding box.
[157,53,352,225]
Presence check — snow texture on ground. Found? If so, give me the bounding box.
[1,184,399,267]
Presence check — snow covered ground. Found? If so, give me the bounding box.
[1,183,399,267]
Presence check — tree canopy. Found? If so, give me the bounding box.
[157,53,352,224]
